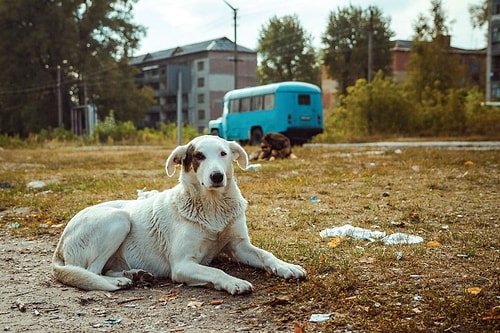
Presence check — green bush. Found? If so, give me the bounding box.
[316,72,500,142]
[464,88,500,137]
[0,133,25,148]
[316,71,414,142]
[92,111,200,145]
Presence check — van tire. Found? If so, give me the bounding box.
[250,128,263,146]
[211,129,219,137]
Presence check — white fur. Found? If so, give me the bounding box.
[52,135,306,294]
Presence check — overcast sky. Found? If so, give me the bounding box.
[132,0,486,56]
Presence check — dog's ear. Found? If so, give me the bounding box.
[229,141,248,170]
[165,144,188,177]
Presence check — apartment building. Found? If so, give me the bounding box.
[130,37,257,132]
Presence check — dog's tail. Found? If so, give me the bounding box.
[52,251,123,292]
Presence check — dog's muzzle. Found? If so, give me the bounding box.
[209,171,225,188]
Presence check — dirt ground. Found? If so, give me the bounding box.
[1,143,499,332]
[0,231,309,332]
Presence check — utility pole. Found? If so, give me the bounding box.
[57,65,63,127]
[486,0,492,102]
[367,7,374,83]
[177,71,182,145]
[224,0,238,89]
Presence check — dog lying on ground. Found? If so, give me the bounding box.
[249,132,297,161]
[52,135,306,294]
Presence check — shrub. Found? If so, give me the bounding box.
[316,71,414,142]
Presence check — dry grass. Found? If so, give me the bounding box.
[0,143,499,332]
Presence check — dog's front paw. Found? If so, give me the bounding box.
[216,278,253,295]
[123,269,155,285]
[274,262,306,280]
[115,277,134,289]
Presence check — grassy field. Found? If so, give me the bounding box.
[0,143,498,332]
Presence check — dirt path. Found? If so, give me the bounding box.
[0,232,300,332]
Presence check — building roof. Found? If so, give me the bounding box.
[130,37,255,65]
[391,40,414,51]
[391,39,485,54]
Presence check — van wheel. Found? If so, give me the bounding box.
[211,129,219,137]
[250,128,263,146]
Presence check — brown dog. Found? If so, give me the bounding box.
[249,133,297,161]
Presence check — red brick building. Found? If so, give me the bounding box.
[391,39,485,87]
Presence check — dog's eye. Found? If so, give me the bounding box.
[194,152,205,160]
[220,151,227,157]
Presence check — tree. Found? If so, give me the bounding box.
[405,0,464,101]
[317,71,413,141]
[469,0,488,29]
[0,0,151,136]
[256,15,320,86]
[322,5,394,94]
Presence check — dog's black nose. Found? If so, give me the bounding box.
[210,171,224,184]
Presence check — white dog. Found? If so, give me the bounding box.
[52,135,306,294]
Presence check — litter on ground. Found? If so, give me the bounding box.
[320,224,423,245]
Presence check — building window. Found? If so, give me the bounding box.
[198,109,206,120]
[197,77,205,87]
[197,94,205,103]
[197,61,204,71]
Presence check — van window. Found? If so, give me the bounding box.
[240,97,251,112]
[298,94,311,105]
[251,95,263,111]
[229,99,239,113]
[263,94,275,110]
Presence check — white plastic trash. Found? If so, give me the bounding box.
[246,164,262,171]
[309,313,332,323]
[381,232,423,245]
[319,224,386,242]
[319,224,424,245]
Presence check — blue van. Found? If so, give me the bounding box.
[208,81,323,145]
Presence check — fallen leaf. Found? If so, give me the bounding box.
[210,299,223,305]
[158,290,180,303]
[464,160,474,166]
[427,241,442,248]
[187,300,204,308]
[293,321,307,333]
[328,237,345,248]
[266,296,291,307]
[465,287,482,295]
